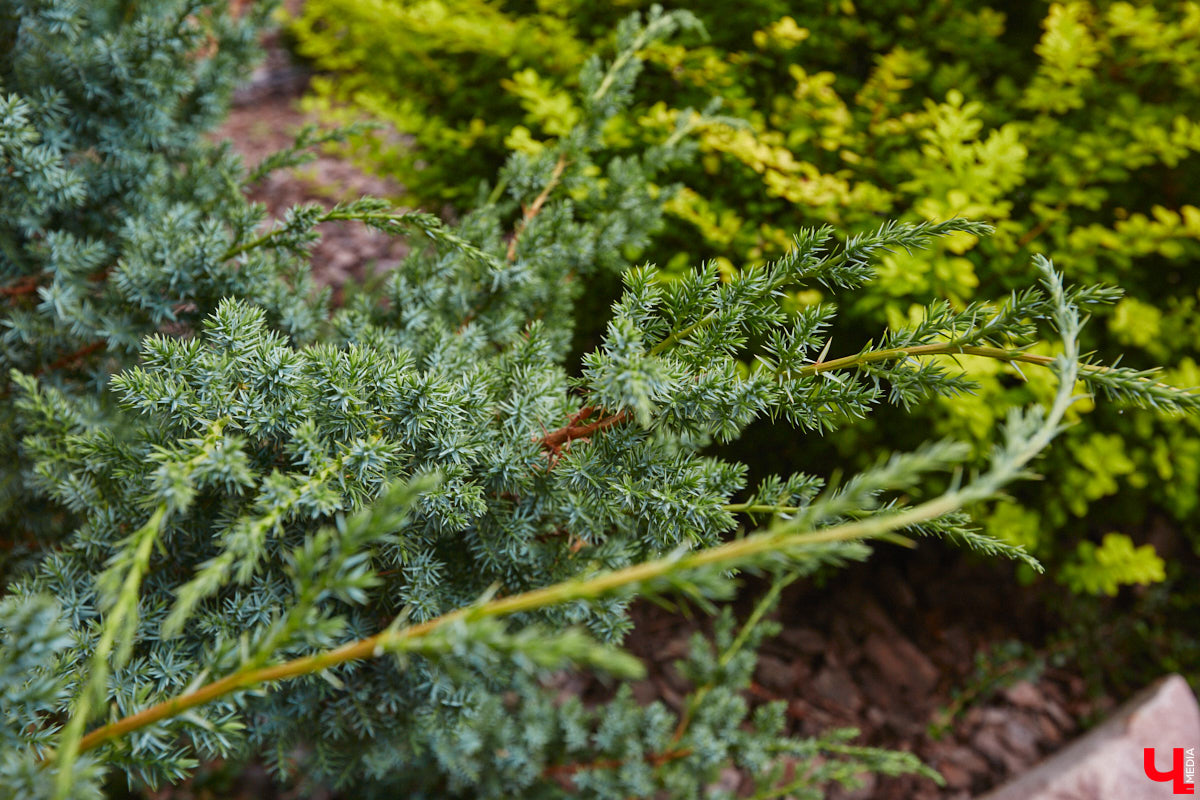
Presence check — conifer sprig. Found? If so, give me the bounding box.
[223,199,500,269]
[560,227,1198,449]
[51,419,234,800]
[243,121,377,186]
[583,5,705,114]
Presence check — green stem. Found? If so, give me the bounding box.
[796,342,1050,376]
[590,10,676,104]
[672,572,797,742]
[590,31,644,104]
[52,504,167,800]
[665,334,1138,388]
[722,503,803,514]
[648,315,711,356]
[50,421,229,795]
[62,526,852,755]
[224,210,424,260]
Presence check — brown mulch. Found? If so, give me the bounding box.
[615,548,1106,799]
[214,29,411,295]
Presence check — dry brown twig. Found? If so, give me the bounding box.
[538,406,630,469]
[506,153,569,262]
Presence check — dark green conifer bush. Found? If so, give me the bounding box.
[2,2,1198,799]
[0,0,322,556]
[292,0,1200,594]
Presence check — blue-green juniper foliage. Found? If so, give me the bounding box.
[1,2,1197,799]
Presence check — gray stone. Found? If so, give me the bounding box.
[977,674,1200,800]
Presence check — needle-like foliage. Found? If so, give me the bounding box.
[2,2,1197,799]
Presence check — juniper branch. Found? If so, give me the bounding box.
[223,203,501,270]
[244,121,377,186]
[671,571,799,743]
[507,153,568,262]
[51,505,167,800]
[50,420,231,797]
